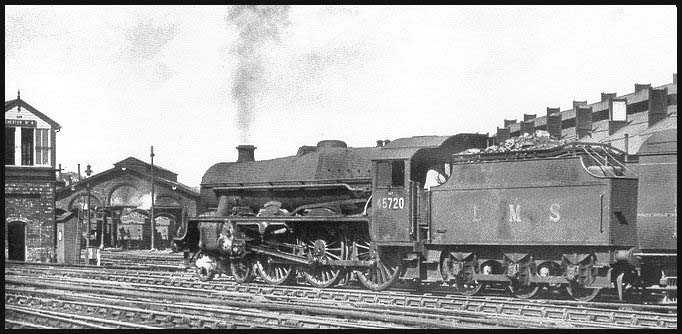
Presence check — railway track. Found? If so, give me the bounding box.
[8,262,676,313]
[5,288,392,329]
[6,262,676,329]
[4,275,499,329]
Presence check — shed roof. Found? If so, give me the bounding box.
[636,129,677,155]
[600,110,677,154]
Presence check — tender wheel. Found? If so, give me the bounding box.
[301,237,348,288]
[440,253,482,295]
[509,282,540,299]
[566,283,601,302]
[230,257,255,283]
[533,261,561,298]
[356,245,403,291]
[508,262,540,299]
[256,256,295,285]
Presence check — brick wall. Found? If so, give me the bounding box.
[5,180,55,262]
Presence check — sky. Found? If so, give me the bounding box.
[5,5,677,187]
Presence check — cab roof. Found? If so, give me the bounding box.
[371,133,488,161]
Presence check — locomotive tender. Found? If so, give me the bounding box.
[173,134,675,302]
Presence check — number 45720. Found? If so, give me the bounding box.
[380,197,405,209]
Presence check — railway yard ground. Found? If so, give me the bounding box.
[4,249,678,329]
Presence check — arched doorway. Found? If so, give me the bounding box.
[108,185,146,249]
[7,221,26,261]
[154,215,175,250]
[118,208,148,249]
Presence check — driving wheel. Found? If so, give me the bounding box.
[301,237,348,288]
[356,244,403,291]
[256,255,295,285]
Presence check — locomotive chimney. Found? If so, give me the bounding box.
[236,145,256,162]
[216,195,231,217]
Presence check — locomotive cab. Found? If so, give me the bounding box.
[370,134,489,246]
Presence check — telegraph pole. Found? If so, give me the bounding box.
[85,164,92,249]
[150,146,155,250]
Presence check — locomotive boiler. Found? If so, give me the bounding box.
[173,134,673,302]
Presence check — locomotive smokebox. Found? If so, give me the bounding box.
[236,145,256,162]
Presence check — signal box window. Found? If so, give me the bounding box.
[5,127,15,165]
[377,160,405,187]
[21,127,34,166]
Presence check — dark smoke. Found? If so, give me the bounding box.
[227,5,290,143]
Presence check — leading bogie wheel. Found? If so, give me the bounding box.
[196,266,215,281]
[230,257,255,284]
[195,252,216,281]
[256,256,295,285]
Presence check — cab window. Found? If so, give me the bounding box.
[377,160,405,187]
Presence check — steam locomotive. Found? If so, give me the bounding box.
[173,134,676,303]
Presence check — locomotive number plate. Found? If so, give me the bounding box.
[380,197,405,210]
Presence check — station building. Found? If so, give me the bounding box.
[5,94,61,262]
[55,157,199,250]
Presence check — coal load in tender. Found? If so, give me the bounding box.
[456,130,568,155]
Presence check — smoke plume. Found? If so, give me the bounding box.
[227,5,290,143]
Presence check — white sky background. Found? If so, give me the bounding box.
[5,5,677,187]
